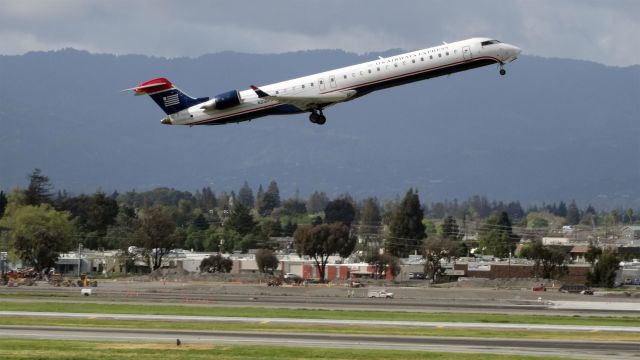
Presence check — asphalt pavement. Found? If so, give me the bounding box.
[1,325,638,359]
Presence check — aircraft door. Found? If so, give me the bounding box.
[462,46,471,60]
[329,75,337,88]
[318,78,325,91]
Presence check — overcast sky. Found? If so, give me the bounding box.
[0,0,638,66]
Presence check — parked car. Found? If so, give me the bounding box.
[350,279,364,288]
[368,289,394,298]
[559,284,592,294]
[409,272,426,280]
[283,273,303,284]
[532,284,546,292]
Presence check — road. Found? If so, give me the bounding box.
[1,325,638,359]
[3,283,640,316]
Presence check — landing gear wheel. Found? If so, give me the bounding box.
[309,109,326,125]
[499,68,506,76]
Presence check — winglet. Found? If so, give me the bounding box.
[250,85,270,98]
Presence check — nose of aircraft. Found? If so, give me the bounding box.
[504,43,522,62]
[513,45,522,56]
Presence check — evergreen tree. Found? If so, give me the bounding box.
[387,189,425,258]
[198,187,217,210]
[306,191,329,213]
[283,219,298,236]
[442,216,462,240]
[0,191,7,219]
[225,203,257,236]
[478,211,517,258]
[324,198,356,226]
[259,181,281,216]
[206,208,222,228]
[566,200,580,225]
[255,185,264,213]
[56,192,119,249]
[217,192,231,211]
[556,201,568,218]
[281,198,307,216]
[237,181,255,208]
[104,204,137,250]
[192,213,209,231]
[359,197,381,226]
[506,201,525,223]
[269,219,283,237]
[261,219,283,238]
[24,168,53,206]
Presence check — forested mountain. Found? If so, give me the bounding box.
[0,49,638,207]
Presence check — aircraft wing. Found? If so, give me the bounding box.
[250,85,356,111]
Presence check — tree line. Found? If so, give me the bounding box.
[0,169,633,286]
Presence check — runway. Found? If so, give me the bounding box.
[2,311,640,333]
[1,325,638,359]
[3,282,639,359]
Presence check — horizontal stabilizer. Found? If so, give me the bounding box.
[122,77,174,96]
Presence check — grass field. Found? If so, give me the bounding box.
[0,339,573,360]
[2,300,639,327]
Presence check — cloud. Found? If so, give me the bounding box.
[0,0,637,66]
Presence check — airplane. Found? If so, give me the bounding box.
[126,37,521,126]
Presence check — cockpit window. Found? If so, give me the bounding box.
[481,40,501,46]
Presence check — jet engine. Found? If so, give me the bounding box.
[201,90,242,110]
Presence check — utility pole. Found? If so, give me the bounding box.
[0,226,9,281]
[77,243,83,277]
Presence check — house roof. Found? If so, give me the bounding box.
[570,245,589,253]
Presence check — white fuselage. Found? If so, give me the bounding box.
[166,37,521,126]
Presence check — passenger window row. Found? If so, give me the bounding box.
[273,46,454,94]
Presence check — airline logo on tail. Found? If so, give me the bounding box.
[163,94,180,107]
[123,77,209,115]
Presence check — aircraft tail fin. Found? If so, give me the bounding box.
[124,77,209,115]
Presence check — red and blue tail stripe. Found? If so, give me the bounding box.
[129,78,209,115]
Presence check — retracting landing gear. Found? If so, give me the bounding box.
[309,108,326,125]
[499,62,506,76]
